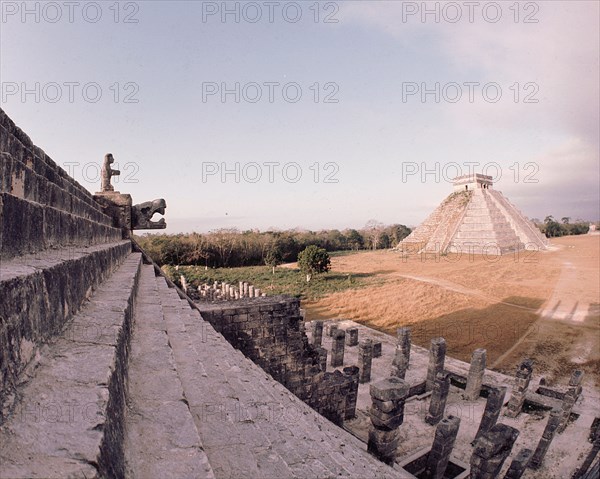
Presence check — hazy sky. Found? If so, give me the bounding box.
[1,1,598,233]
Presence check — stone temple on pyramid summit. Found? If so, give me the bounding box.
[399,173,549,256]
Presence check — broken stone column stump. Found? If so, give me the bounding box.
[397,326,411,366]
[426,337,447,392]
[470,424,520,479]
[503,448,532,479]
[529,407,562,469]
[464,348,487,401]
[311,320,324,347]
[504,359,533,418]
[367,377,409,465]
[426,372,450,426]
[330,329,346,368]
[346,327,359,346]
[372,341,382,358]
[358,339,374,384]
[557,370,584,433]
[424,415,461,479]
[343,366,360,420]
[391,346,408,380]
[474,386,507,443]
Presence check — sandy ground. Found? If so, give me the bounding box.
[302,235,600,388]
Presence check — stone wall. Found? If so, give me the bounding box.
[0,109,122,259]
[0,108,130,419]
[198,296,358,425]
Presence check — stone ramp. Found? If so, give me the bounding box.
[124,264,215,478]
[150,274,408,479]
[0,252,142,478]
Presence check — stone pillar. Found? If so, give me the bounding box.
[529,407,562,469]
[311,320,324,347]
[239,281,244,296]
[372,341,382,358]
[426,372,450,426]
[391,347,408,379]
[328,323,339,337]
[503,448,532,479]
[180,275,188,292]
[397,327,411,366]
[470,424,520,479]
[343,366,360,420]
[316,347,328,372]
[248,285,255,297]
[474,386,507,443]
[358,339,374,384]
[331,329,346,368]
[426,338,447,392]
[464,348,487,401]
[243,282,249,297]
[504,359,533,418]
[557,370,584,433]
[424,415,461,479]
[367,377,409,465]
[346,327,359,346]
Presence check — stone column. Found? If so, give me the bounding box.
[346,327,359,346]
[316,347,328,371]
[426,338,447,392]
[391,347,408,379]
[503,448,532,479]
[359,339,374,384]
[504,359,533,418]
[248,285,255,297]
[367,377,409,465]
[557,370,584,433]
[331,329,346,368]
[311,320,324,347]
[239,281,244,296]
[474,386,507,443]
[424,415,461,479]
[464,348,487,401]
[470,424,520,479]
[397,327,411,366]
[426,372,450,426]
[328,323,339,337]
[343,366,360,420]
[529,407,562,469]
[243,282,248,297]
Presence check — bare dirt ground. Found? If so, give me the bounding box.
[303,235,600,388]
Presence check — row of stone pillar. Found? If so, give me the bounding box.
[195,281,267,301]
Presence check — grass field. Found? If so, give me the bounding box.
[163,259,381,301]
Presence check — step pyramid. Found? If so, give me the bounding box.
[399,174,549,255]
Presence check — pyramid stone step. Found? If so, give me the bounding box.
[0,253,142,479]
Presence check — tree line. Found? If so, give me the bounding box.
[537,216,591,238]
[135,222,412,267]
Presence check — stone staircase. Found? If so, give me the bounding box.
[125,264,408,478]
[449,188,524,255]
[400,191,471,253]
[486,189,549,249]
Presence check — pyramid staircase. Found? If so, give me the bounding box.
[399,184,547,256]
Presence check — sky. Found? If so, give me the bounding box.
[1,0,598,233]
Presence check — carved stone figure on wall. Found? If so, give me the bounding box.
[101,153,120,192]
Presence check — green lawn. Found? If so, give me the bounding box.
[162,263,374,301]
